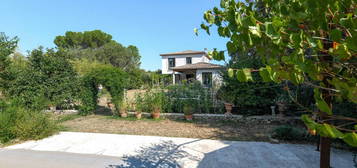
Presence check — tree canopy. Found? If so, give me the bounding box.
[4,47,80,109]
[54,30,112,49]
[0,33,18,89]
[198,0,357,148]
[55,30,141,72]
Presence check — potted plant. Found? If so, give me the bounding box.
[119,101,128,118]
[134,103,142,119]
[150,91,162,119]
[219,91,235,115]
[135,111,142,119]
[152,106,161,119]
[217,89,235,114]
[273,93,291,117]
[134,94,144,119]
[183,102,193,121]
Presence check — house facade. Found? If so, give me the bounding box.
[160,50,224,87]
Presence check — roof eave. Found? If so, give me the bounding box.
[160,52,206,56]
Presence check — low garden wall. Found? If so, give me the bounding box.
[46,109,301,125]
[44,110,79,115]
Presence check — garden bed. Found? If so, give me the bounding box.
[60,114,283,141]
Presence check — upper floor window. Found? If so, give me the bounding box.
[168,58,175,67]
[186,57,192,64]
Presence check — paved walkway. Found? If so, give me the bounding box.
[2,132,354,168]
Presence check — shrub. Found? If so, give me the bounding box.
[12,109,56,140]
[0,99,57,143]
[134,88,164,113]
[133,82,223,114]
[4,48,80,109]
[272,125,307,141]
[163,81,220,113]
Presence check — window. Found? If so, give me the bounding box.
[168,58,175,67]
[186,57,192,64]
[174,74,181,84]
[202,72,212,87]
[186,74,196,83]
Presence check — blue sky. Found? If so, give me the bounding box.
[0,0,228,70]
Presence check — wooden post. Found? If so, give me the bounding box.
[320,136,331,168]
[319,31,333,168]
[319,85,332,168]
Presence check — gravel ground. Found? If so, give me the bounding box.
[61,115,279,141]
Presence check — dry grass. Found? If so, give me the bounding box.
[61,115,279,141]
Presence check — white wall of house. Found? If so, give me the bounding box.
[161,54,209,74]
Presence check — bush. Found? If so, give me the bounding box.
[163,81,222,114]
[218,53,280,115]
[134,88,164,113]
[272,125,307,141]
[0,99,57,143]
[133,82,224,114]
[4,48,80,109]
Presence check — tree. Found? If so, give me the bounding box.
[54,30,112,49]
[0,33,18,89]
[56,30,141,71]
[5,47,80,109]
[198,0,356,167]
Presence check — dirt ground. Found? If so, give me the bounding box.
[61,115,280,141]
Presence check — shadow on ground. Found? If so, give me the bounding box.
[95,105,113,116]
[106,140,201,168]
[105,140,354,168]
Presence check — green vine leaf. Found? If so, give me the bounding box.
[204,11,215,24]
[194,28,198,36]
[228,68,234,78]
[236,69,246,82]
[249,26,261,37]
[317,123,344,138]
[243,68,253,81]
[342,132,357,147]
[301,115,318,130]
[259,67,272,82]
[314,89,332,115]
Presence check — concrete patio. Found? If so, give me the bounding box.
[1,132,354,168]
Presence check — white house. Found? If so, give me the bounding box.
[160,50,224,87]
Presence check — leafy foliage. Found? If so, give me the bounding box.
[79,65,128,115]
[56,30,141,72]
[4,47,80,109]
[199,0,357,146]
[54,30,112,49]
[134,88,165,113]
[133,82,223,114]
[139,69,172,88]
[218,52,279,115]
[71,58,109,76]
[0,99,57,143]
[272,125,309,141]
[164,81,222,114]
[66,42,141,71]
[0,33,18,89]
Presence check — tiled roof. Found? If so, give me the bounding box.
[172,62,224,71]
[160,50,207,56]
